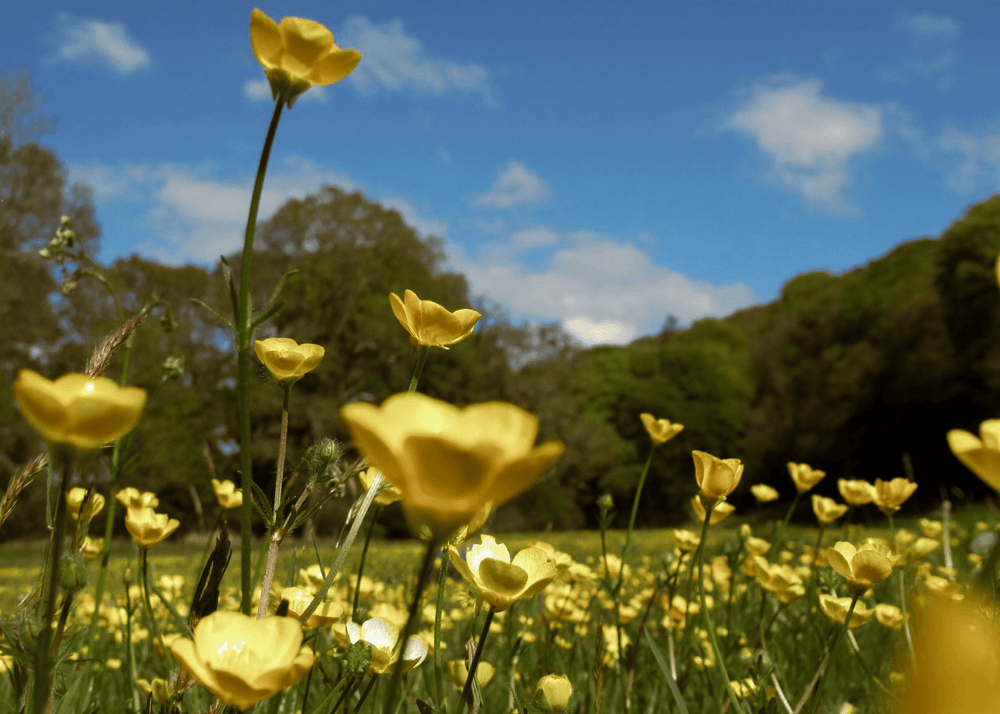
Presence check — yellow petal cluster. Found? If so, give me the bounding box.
[837,478,876,505]
[389,290,482,350]
[691,495,735,526]
[639,413,684,444]
[947,420,1000,492]
[125,507,180,549]
[345,617,427,674]
[750,484,779,503]
[66,488,105,523]
[170,611,316,710]
[536,674,574,712]
[450,535,557,612]
[827,541,893,595]
[279,587,343,630]
[359,467,402,506]
[340,393,564,539]
[787,462,825,493]
[13,369,146,456]
[449,660,495,689]
[211,479,243,509]
[693,450,743,500]
[254,338,325,386]
[115,488,159,510]
[811,495,848,524]
[873,477,917,514]
[818,593,874,628]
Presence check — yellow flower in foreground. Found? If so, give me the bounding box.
[389,289,482,350]
[818,593,874,628]
[450,535,557,612]
[536,674,574,713]
[254,338,325,386]
[115,487,159,510]
[340,393,564,539]
[359,466,402,506]
[751,484,779,503]
[345,617,427,674]
[787,462,825,493]
[639,413,684,444]
[250,8,360,107]
[66,487,104,522]
[125,507,180,549]
[691,495,735,526]
[13,369,146,456]
[873,477,917,514]
[170,611,315,710]
[450,660,495,689]
[211,479,243,509]
[827,541,893,595]
[811,495,848,524]
[693,450,744,500]
[948,420,1000,492]
[837,478,876,505]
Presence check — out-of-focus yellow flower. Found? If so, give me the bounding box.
[639,414,684,444]
[536,674,573,712]
[340,393,564,539]
[811,495,848,524]
[81,536,103,560]
[450,535,557,612]
[818,593,874,628]
[449,501,493,546]
[211,479,243,509]
[66,487,104,522]
[691,495,735,525]
[753,556,802,595]
[693,450,743,500]
[751,484,779,503]
[948,420,1000,492]
[359,467,402,506]
[254,338,325,386]
[389,289,482,350]
[116,488,159,510]
[873,478,917,514]
[136,678,172,705]
[787,462,825,493]
[170,611,315,710]
[345,617,427,674]
[449,660,495,689]
[838,478,876,505]
[125,507,180,549]
[279,587,343,630]
[896,598,1000,714]
[899,537,940,566]
[919,519,943,538]
[13,369,146,458]
[827,541,893,595]
[875,603,904,630]
[250,8,361,107]
[672,529,701,552]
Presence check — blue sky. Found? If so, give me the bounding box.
[4,1,1000,346]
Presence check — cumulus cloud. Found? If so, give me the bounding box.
[339,16,494,105]
[51,12,151,75]
[472,161,553,209]
[455,234,758,347]
[725,77,884,215]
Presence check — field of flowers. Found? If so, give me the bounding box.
[5,7,1000,714]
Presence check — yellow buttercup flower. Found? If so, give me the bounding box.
[873,477,917,514]
[750,484,779,503]
[874,603,904,630]
[818,593,874,628]
[345,617,427,674]
[389,289,482,350]
[811,495,848,524]
[787,462,825,493]
[279,587,343,630]
[449,660,495,689]
[691,495,735,526]
[13,369,146,458]
[340,393,564,539]
[536,674,574,713]
[948,420,1000,492]
[125,507,180,549]
[450,535,557,612]
[639,413,684,444]
[170,611,316,710]
[693,450,744,500]
[359,467,402,506]
[827,541,893,595]
[254,338,325,386]
[837,478,876,505]
[136,678,172,705]
[115,487,159,510]
[211,479,243,509]
[66,487,105,523]
[250,8,361,108]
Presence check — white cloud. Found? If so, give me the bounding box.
[380,195,449,238]
[725,77,884,215]
[244,77,328,103]
[897,11,961,42]
[937,127,1000,193]
[52,12,151,75]
[512,227,560,249]
[880,51,956,90]
[472,160,553,209]
[339,16,494,105]
[455,233,758,347]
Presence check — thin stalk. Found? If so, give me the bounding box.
[774,490,804,547]
[407,347,430,393]
[257,384,292,619]
[353,675,380,713]
[139,549,167,658]
[793,594,860,714]
[433,545,450,708]
[351,506,381,623]
[846,630,894,698]
[237,98,285,614]
[458,607,497,714]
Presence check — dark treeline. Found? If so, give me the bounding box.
[4,80,1000,538]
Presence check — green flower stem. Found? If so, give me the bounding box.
[139,548,166,658]
[774,490,804,547]
[353,674,380,712]
[351,505,381,622]
[457,606,497,714]
[433,545,450,708]
[32,459,71,714]
[845,630,894,698]
[382,539,439,714]
[897,567,916,668]
[624,445,657,554]
[407,346,430,393]
[257,384,292,619]
[237,98,285,614]
[793,593,860,714]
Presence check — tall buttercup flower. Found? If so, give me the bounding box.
[827,541,894,596]
[838,478,876,506]
[639,414,684,444]
[751,484,779,503]
[811,495,848,524]
[345,617,427,674]
[787,462,825,493]
[389,289,481,350]
[254,338,325,386]
[66,487,105,523]
[250,8,361,108]
[116,488,159,510]
[948,420,1000,492]
[170,611,316,710]
[873,478,917,514]
[211,479,243,509]
[693,450,744,500]
[126,507,180,549]
[340,393,564,539]
[450,535,557,612]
